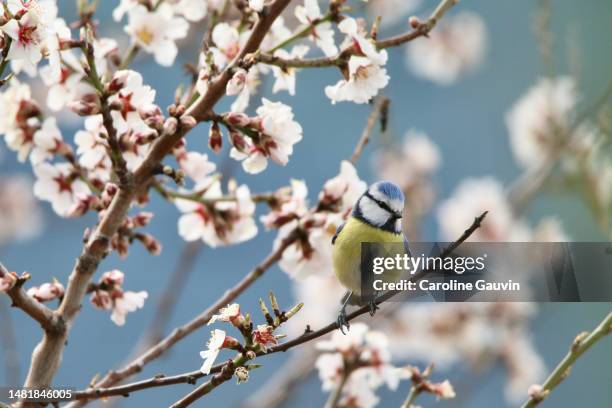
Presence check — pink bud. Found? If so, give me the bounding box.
[163,117,178,135]
[409,16,421,29]
[230,130,246,151]
[68,100,101,116]
[180,115,197,130]
[132,212,154,228]
[101,269,125,287]
[108,70,130,93]
[224,112,251,127]
[27,281,65,302]
[209,122,223,154]
[139,233,162,255]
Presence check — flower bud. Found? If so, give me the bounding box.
[209,122,223,154]
[224,112,251,127]
[132,212,154,228]
[163,117,178,135]
[68,100,101,116]
[226,68,247,96]
[234,366,249,384]
[27,280,65,302]
[139,233,162,256]
[230,130,247,151]
[108,70,130,93]
[409,16,421,29]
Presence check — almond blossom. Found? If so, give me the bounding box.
[176,180,258,247]
[89,270,148,326]
[325,56,389,104]
[30,117,64,165]
[0,81,41,162]
[505,76,579,169]
[406,11,487,85]
[294,0,338,57]
[124,4,189,66]
[200,329,232,375]
[33,162,90,217]
[437,177,531,242]
[271,45,309,95]
[230,99,303,174]
[176,150,217,184]
[0,271,18,293]
[74,116,110,171]
[211,23,247,68]
[208,303,243,326]
[1,0,59,76]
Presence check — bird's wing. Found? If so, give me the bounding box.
[331,222,345,245]
[403,233,412,258]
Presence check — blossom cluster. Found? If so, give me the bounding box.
[89,269,148,326]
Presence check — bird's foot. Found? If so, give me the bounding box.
[337,308,350,335]
[368,298,379,317]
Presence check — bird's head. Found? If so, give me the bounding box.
[353,181,405,233]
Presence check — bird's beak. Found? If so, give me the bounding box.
[393,211,403,220]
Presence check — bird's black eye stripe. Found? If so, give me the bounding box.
[364,192,401,218]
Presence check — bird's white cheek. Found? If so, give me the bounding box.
[395,218,402,232]
[359,196,389,226]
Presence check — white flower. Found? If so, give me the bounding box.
[260,179,309,229]
[437,177,531,242]
[506,76,577,169]
[315,353,344,390]
[226,68,248,96]
[320,160,367,214]
[0,81,40,162]
[111,290,148,326]
[294,0,338,57]
[177,181,258,247]
[208,303,242,325]
[338,18,387,65]
[0,175,43,245]
[317,322,370,352]
[432,380,456,399]
[230,99,303,174]
[211,23,247,67]
[248,0,265,12]
[125,4,189,66]
[325,56,389,104]
[74,116,110,170]
[170,0,208,22]
[200,329,227,374]
[502,334,546,402]
[230,67,261,112]
[374,130,441,189]
[31,117,63,165]
[271,45,309,95]
[406,11,487,85]
[178,151,217,184]
[1,0,59,76]
[33,162,90,217]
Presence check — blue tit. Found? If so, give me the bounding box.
[332,181,410,333]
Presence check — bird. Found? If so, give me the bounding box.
[332,181,410,334]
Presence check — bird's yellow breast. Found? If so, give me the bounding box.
[332,217,405,294]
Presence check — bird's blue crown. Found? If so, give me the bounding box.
[373,181,405,203]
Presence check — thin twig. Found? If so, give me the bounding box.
[257,0,459,69]
[350,97,389,164]
[521,311,612,408]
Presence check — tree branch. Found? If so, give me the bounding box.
[350,96,389,164]
[0,262,60,334]
[257,0,459,69]
[71,211,487,402]
[521,311,612,408]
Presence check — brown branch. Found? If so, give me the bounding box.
[257,0,459,69]
[71,211,487,402]
[22,0,294,396]
[350,97,389,164]
[0,262,60,334]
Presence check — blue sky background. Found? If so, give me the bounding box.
[1,0,611,407]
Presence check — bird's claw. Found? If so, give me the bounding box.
[337,309,350,335]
